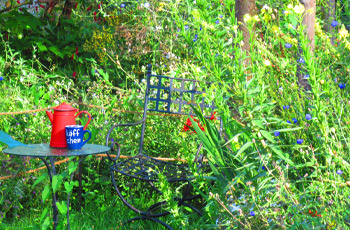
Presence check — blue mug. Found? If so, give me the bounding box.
[65,125,91,150]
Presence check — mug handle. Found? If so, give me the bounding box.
[82,130,91,146]
[75,111,91,130]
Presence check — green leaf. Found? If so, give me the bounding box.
[52,175,63,193]
[269,145,294,166]
[252,120,264,128]
[56,201,68,215]
[41,216,50,230]
[68,161,79,175]
[33,173,48,187]
[42,185,50,201]
[273,127,304,132]
[48,46,63,59]
[37,42,47,52]
[40,207,49,222]
[222,132,242,146]
[234,142,253,159]
[260,130,275,143]
[64,181,74,193]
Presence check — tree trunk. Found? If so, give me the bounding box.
[323,0,336,45]
[297,0,316,92]
[235,0,256,77]
[302,0,316,51]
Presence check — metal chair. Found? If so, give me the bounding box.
[105,64,222,229]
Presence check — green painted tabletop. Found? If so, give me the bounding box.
[3,143,110,157]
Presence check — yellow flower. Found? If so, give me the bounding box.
[232,25,238,32]
[243,14,251,23]
[294,4,304,14]
[192,9,200,19]
[339,25,349,38]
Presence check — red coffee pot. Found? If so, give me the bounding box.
[46,102,91,148]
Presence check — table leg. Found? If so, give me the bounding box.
[78,156,85,212]
[39,157,59,230]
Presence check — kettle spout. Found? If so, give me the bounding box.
[46,111,54,124]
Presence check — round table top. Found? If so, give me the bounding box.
[3,143,110,157]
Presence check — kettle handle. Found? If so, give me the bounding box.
[75,111,92,130]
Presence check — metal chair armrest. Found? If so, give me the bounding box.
[105,118,145,163]
[106,140,121,163]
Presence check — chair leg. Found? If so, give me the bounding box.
[181,202,203,216]
[127,216,173,230]
[111,169,171,216]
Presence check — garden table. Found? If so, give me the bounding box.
[3,143,110,230]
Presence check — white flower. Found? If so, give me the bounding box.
[230,203,241,212]
[144,2,150,8]
[49,86,55,91]
[264,59,271,66]
[262,4,270,10]
[54,100,59,105]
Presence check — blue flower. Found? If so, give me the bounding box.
[283,105,290,110]
[274,131,280,137]
[336,169,343,175]
[262,166,266,170]
[303,74,310,79]
[334,78,338,83]
[193,38,197,42]
[177,28,180,32]
[219,15,223,18]
[331,21,338,27]
[298,58,305,63]
[296,139,303,144]
[292,118,297,124]
[0,76,3,81]
[339,83,345,89]
[200,27,202,31]
[121,3,125,8]
[185,25,189,30]
[250,211,255,216]
[285,43,292,49]
[195,34,198,39]
[305,114,312,120]
[215,53,219,57]
[287,120,291,124]
[215,20,220,24]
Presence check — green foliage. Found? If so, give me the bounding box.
[1,0,350,229]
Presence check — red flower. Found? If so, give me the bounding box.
[17,0,20,4]
[73,72,76,77]
[98,4,101,9]
[39,4,45,9]
[70,54,74,60]
[309,210,321,217]
[35,6,38,12]
[86,6,92,11]
[209,112,217,120]
[75,47,78,55]
[74,3,78,9]
[182,125,190,132]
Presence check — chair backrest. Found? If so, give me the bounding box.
[138,64,220,154]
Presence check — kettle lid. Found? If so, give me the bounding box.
[53,102,77,111]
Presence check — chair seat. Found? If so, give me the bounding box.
[111,154,208,182]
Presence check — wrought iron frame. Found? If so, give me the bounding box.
[106,64,222,229]
[38,156,87,230]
